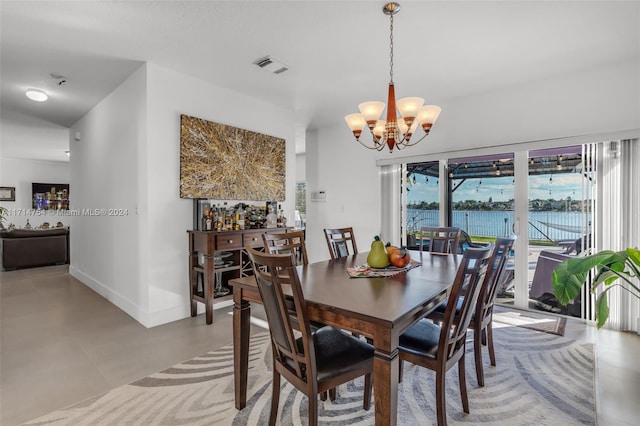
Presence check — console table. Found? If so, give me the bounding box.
[187,228,288,324]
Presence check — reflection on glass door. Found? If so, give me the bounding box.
[525,145,594,318]
[405,162,440,249]
[448,153,515,247]
[403,145,598,320]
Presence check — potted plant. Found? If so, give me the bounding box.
[552,247,640,328]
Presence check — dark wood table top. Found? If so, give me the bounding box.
[231,250,461,328]
[229,250,463,425]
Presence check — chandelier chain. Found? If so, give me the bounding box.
[389,12,394,84]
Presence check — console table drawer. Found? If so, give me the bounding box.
[216,234,241,250]
[243,232,264,248]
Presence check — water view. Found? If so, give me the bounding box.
[408,209,591,242]
[407,173,590,243]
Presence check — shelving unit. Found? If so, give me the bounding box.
[187,228,288,324]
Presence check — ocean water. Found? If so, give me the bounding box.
[407,209,591,241]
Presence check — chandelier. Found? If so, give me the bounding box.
[344,2,441,152]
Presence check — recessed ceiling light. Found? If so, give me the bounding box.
[26,89,48,102]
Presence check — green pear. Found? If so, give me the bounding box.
[367,235,390,268]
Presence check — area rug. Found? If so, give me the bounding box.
[24,324,594,425]
[493,309,567,336]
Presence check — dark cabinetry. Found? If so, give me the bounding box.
[187,228,288,324]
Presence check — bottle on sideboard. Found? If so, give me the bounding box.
[277,204,283,227]
[266,204,277,228]
[216,203,223,231]
[236,204,246,230]
[224,202,234,230]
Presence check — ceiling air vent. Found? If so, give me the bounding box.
[253,55,288,75]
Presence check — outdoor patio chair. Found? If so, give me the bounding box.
[529,249,582,316]
[529,250,572,300]
[456,230,489,254]
[557,233,592,255]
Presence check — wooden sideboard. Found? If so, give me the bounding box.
[187,228,289,324]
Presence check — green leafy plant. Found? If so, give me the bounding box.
[553,248,640,328]
[0,206,7,224]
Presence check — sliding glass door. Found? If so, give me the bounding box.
[405,161,440,249]
[447,154,515,243]
[403,145,596,320]
[525,146,594,318]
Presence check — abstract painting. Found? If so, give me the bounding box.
[179,114,285,200]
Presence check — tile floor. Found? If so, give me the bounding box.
[1,265,639,425]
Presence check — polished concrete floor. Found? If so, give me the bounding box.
[1,265,639,425]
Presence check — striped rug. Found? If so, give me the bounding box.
[24,323,595,425]
[493,309,568,336]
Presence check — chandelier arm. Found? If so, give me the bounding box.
[398,132,430,148]
[355,133,387,151]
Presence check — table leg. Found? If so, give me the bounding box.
[233,289,251,409]
[373,346,399,426]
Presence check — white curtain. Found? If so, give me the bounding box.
[380,164,402,246]
[596,139,640,332]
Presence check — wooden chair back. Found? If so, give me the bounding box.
[323,227,358,259]
[245,247,316,389]
[399,246,492,425]
[262,229,309,265]
[475,237,515,328]
[419,226,461,254]
[246,246,374,424]
[438,246,493,362]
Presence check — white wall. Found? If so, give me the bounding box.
[0,110,70,227]
[0,110,70,163]
[306,60,640,260]
[305,127,382,263]
[143,63,295,324]
[0,158,70,228]
[69,62,296,327]
[69,64,146,321]
[295,153,305,182]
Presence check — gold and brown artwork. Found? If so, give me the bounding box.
[179,114,285,200]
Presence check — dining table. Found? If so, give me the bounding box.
[228,250,462,426]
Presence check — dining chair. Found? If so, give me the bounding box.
[245,247,374,426]
[419,226,461,254]
[398,246,493,426]
[323,227,358,259]
[263,229,326,337]
[428,237,516,387]
[262,229,309,265]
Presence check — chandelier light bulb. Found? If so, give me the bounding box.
[344,113,366,140]
[358,101,385,123]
